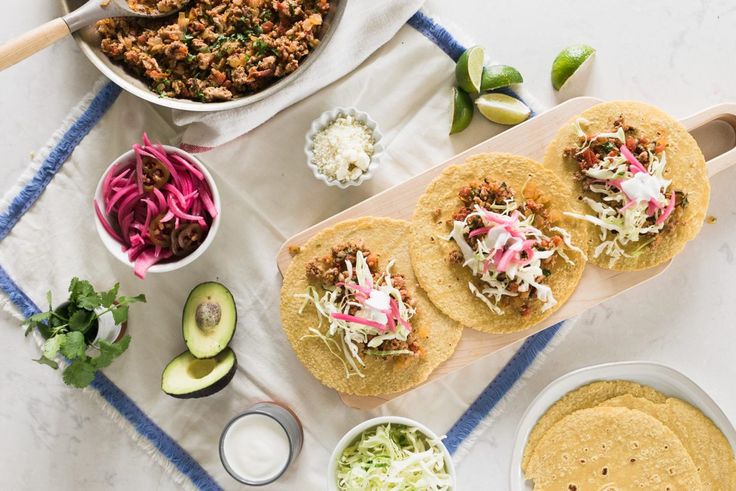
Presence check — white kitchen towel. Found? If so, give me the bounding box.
[172,0,426,150]
[0,7,554,491]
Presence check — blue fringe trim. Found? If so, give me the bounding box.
[0,81,122,241]
[407,10,536,117]
[0,265,222,491]
[444,323,562,454]
[407,10,466,61]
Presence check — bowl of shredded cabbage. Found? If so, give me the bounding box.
[328,416,455,491]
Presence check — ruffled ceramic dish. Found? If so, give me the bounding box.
[305,107,384,189]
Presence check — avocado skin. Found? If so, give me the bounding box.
[161,349,237,399]
[182,282,237,359]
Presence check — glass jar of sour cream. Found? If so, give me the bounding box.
[219,402,303,486]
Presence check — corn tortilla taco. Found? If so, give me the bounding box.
[543,100,710,270]
[410,153,587,334]
[280,217,463,396]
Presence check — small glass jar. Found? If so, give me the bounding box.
[219,402,303,486]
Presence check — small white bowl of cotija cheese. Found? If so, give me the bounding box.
[305,107,383,188]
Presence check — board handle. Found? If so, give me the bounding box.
[681,103,736,177]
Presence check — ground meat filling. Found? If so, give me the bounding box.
[449,179,561,316]
[305,242,421,356]
[98,0,330,102]
[127,0,188,15]
[564,116,687,245]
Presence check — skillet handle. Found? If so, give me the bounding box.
[0,18,71,71]
[681,103,736,178]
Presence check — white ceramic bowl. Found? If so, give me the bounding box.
[94,145,221,275]
[305,107,384,189]
[327,416,456,490]
[509,361,736,490]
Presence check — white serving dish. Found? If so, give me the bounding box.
[327,416,456,490]
[93,145,221,276]
[509,361,736,490]
[305,107,384,189]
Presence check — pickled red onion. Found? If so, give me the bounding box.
[657,192,676,225]
[330,313,387,332]
[95,134,216,279]
[620,144,648,174]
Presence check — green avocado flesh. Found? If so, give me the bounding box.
[182,282,237,359]
[161,348,236,398]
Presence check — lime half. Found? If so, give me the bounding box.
[450,87,473,134]
[480,65,523,91]
[455,46,485,93]
[475,93,531,126]
[551,44,595,91]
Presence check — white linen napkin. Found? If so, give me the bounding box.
[0,19,538,488]
[171,0,426,150]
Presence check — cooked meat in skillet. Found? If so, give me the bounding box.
[97,0,330,102]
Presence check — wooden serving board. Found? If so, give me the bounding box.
[277,97,736,410]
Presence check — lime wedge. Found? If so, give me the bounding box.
[480,65,523,91]
[475,93,531,125]
[455,46,485,93]
[551,44,595,91]
[450,87,474,134]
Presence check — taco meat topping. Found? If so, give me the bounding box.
[447,179,584,316]
[563,116,688,266]
[97,0,330,102]
[297,242,421,378]
[126,0,188,15]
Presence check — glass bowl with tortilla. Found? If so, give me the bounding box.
[510,361,736,490]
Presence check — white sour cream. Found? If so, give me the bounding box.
[352,288,391,326]
[621,172,668,202]
[222,414,290,482]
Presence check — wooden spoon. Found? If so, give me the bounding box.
[0,0,189,71]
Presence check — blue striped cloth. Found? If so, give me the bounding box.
[0,10,560,489]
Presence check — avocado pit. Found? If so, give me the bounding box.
[182,282,237,359]
[196,301,222,332]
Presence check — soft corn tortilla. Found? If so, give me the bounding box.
[410,153,587,334]
[601,394,736,490]
[280,217,463,396]
[525,406,703,490]
[522,380,666,470]
[522,380,736,490]
[543,100,710,270]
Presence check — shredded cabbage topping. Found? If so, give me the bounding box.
[447,200,583,315]
[336,423,452,491]
[565,117,678,266]
[296,251,416,379]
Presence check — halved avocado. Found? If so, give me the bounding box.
[182,282,237,359]
[161,348,237,399]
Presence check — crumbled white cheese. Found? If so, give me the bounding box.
[311,115,374,182]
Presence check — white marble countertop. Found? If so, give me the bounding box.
[2,0,736,489]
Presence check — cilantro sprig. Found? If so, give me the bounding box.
[23,278,146,388]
